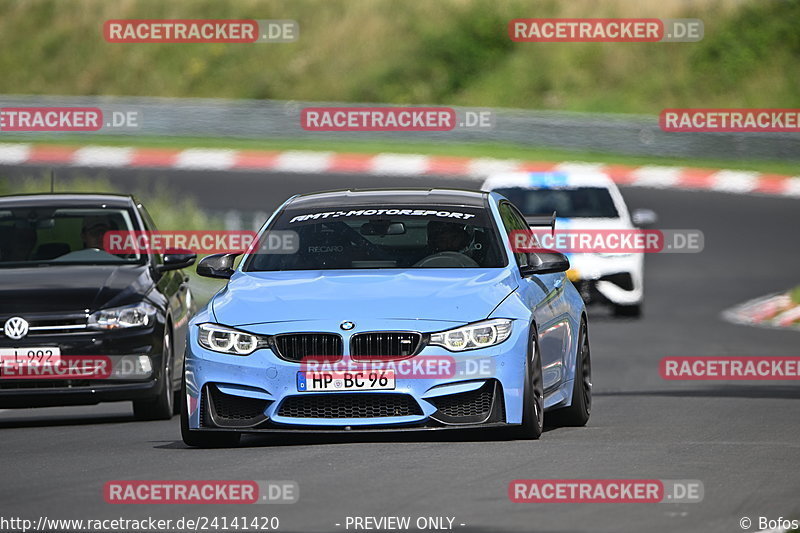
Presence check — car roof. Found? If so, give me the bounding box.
[0,193,137,209]
[285,188,489,209]
[482,171,616,190]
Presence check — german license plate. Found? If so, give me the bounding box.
[0,347,61,369]
[297,370,395,392]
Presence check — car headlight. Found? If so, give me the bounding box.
[429,319,513,352]
[197,323,262,355]
[88,301,157,329]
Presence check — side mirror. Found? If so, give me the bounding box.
[156,249,196,272]
[524,211,557,236]
[196,253,240,279]
[520,250,570,276]
[631,208,657,227]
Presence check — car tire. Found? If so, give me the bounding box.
[549,318,592,427]
[512,328,544,440]
[180,367,241,448]
[133,325,175,421]
[173,389,181,415]
[613,303,642,318]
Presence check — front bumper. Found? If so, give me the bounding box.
[184,317,532,432]
[566,253,643,306]
[0,325,164,408]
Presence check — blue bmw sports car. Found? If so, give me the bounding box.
[181,189,591,446]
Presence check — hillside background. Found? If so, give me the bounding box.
[0,0,798,114]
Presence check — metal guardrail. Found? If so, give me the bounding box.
[1,94,798,160]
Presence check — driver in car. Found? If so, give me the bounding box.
[54,216,117,261]
[415,221,479,267]
[81,216,113,250]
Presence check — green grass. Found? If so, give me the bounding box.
[4,135,800,175]
[0,0,798,114]
[0,173,222,233]
[791,286,800,305]
[0,173,227,304]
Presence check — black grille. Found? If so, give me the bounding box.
[0,313,89,337]
[278,393,422,419]
[210,387,270,420]
[350,332,422,361]
[574,280,607,305]
[273,333,342,363]
[199,387,207,427]
[599,272,634,291]
[205,385,270,428]
[430,382,494,418]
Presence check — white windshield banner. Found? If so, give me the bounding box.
[288,209,477,223]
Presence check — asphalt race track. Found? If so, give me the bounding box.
[1,164,799,533]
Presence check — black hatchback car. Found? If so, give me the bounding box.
[0,194,195,419]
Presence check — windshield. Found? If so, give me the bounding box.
[244,205,507,271]
[494,187,620,218]
[0,206,144,267]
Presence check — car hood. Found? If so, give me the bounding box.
[212,269,518,326]
[0,265,152,314]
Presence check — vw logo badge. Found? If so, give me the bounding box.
[4,316,29,340]
[340,321,355,331]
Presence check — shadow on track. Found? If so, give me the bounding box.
[0,412,136,429]
[595,385,800,400]
[154,425,561,450]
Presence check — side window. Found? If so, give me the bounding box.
[498,202,531,268]
[136,204,163,266]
